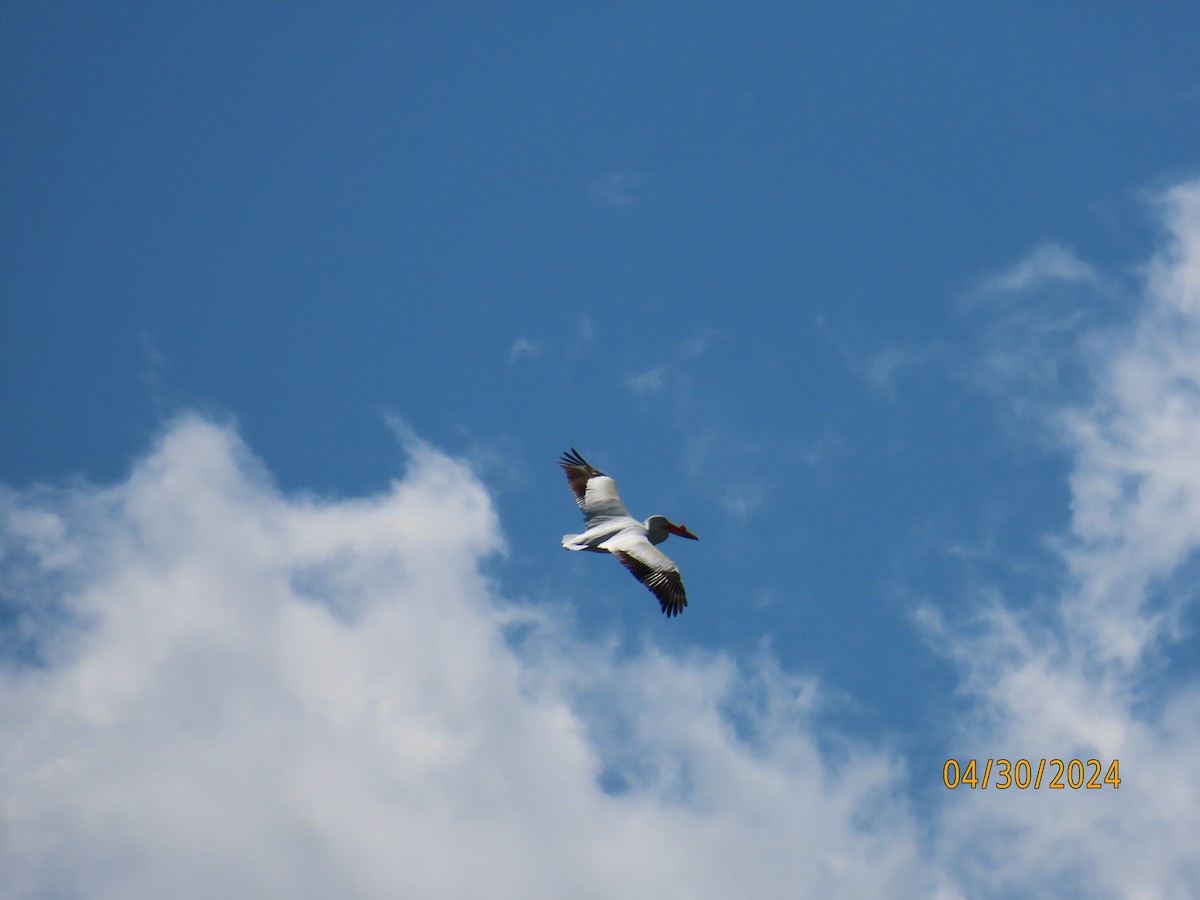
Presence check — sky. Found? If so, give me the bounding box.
[3,3,1200,897]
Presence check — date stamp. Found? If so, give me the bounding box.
[943,758,1121,790]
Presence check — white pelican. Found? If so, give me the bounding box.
[559,448,698,617]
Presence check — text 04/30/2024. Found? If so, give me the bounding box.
[943,759,1121,790]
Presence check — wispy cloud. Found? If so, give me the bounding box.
[509,337,540,363]
[587,169,646,211]
[861,343,944,394]
[1055,180,1200,663]
[680,328,716,358]
[978,242,1103,294]
[621,330,716,396]
[926,179,1200,895]
[626,366,667,395]
[578,315,596,342]
[963,244,1123,414]
[813,315,942,397]
[138,331,168,388]
[718,479,765,521]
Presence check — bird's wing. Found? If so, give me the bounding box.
[559,448,630,524]
[603,531,688,618]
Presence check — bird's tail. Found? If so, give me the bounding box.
[562,534,585,550]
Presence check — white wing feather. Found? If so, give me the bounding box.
[601,530,688,618]
[559,449,630,525]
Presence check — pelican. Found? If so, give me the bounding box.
[559,448,698,617]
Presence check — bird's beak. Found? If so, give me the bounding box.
[671,523,699,540]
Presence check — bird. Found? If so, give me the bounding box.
[558,448,698,617]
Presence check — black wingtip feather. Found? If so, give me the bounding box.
[559,448,603,475]
[559,447,587,469]
[613,550,688,619]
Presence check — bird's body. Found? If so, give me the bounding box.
[558,448,697,617]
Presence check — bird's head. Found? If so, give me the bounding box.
[646,515,699,542]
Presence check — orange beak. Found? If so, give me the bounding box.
[670,523,699,540]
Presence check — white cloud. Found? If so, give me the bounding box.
[814,314,942,397]
[718,480,765,521]
[1057,180,1200,664]
[626,366,667,395]
[861,343,944,395]
[680,329,716,358]
[979,242,1103,294]
[0,415,934,899]
[7,179,1200,899]
[863,344,911,389]
[966,244,1120,417]
[927,180,1200,896]
[509,337,540,363]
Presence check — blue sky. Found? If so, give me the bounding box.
[4,4,1200,897]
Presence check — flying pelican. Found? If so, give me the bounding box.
[559,448,698,617]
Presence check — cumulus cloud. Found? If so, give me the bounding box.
[0,416,932,899]
[929,180,1200,896]
[1058,184,1200,664]
[7,179,1200,899]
